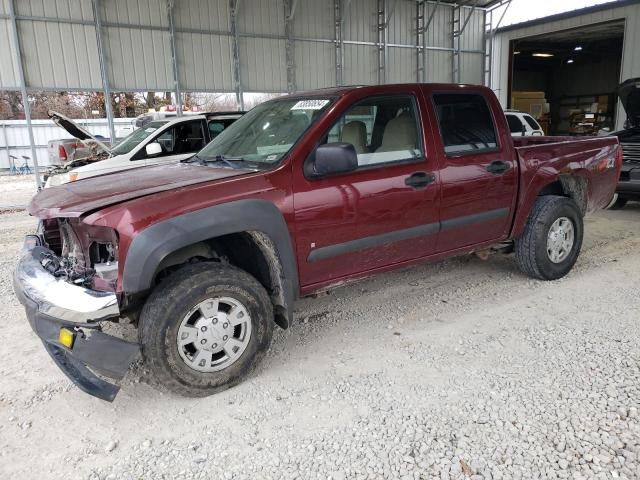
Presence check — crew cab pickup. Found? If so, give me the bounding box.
[13,84,621,401]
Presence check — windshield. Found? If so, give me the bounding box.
[196,98,333,165]
[111,121,168,155]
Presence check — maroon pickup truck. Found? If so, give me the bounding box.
[14,84,621,401]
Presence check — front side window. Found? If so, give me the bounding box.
[197,98,333,167]
[146,120,205,158]
[111,121,168,155]
[433,93,498,155]
[506,114,524,133]
[326,95,423,167]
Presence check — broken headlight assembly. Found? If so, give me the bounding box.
[40,218,119,292]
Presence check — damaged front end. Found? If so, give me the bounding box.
[13,219,139,401]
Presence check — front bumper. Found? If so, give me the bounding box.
[13,243,139,402]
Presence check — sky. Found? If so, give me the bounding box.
[493,0,620,27]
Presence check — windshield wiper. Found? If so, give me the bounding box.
[186,154,243,169]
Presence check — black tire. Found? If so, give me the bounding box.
[515,195,583,280]
[606,194,628,210]
[139,262,274,397]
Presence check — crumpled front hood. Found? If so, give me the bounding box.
[29,162,251,218]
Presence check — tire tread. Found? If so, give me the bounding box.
[138,262,273,397]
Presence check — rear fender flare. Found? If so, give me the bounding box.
[512,171,588,238]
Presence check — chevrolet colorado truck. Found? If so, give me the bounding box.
[14,84,621,401]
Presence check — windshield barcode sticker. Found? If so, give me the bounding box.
[291,99,330,110]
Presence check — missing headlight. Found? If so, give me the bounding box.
[89,241,116,265]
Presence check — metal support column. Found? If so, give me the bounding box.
[376,0,388,85]
[334,0,344,86]
[421,0,441,83]
[91,0,116,143]
[167,0,183,116]
[284,0,297,93]
[230,0,244,110]
[8,0,41,189]
[484,0,511,87]
[452,1,479,84]
[1,123,11,173]
[416,1,424,82]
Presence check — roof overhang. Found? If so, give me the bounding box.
[496,0,640,34]
[436,0,507,8]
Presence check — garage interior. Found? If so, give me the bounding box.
[509,20,625,135]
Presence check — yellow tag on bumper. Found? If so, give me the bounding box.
[59,328,75,349]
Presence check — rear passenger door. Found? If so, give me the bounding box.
[430,92,518,252]
[293,91,441,290]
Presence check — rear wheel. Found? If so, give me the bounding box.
[139,263,274,397]
[605,193,628,210]
[515,196,583,280]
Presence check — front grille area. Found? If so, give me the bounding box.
[622,142,640,164]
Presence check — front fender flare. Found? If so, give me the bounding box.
[122,199,298,324]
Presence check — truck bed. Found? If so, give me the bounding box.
[513,135,620,216]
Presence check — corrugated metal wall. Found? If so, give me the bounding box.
[0,0,488,95]
[0,117,133,168]
[490,1,640,130]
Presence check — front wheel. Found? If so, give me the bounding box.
[515,196,584,280]
[139,263,274,397]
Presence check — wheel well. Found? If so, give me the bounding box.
[538,175,587,215]
[153,231,290,329]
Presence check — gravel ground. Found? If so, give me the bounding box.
[0,206,639,480]
[0,175,38,210]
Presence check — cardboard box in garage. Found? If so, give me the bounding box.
[512,91,547,120]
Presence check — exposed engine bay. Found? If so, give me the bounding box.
[40,218,119,292]
[45,142,110,179]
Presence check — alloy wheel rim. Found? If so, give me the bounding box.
[546,217,575,264]
[176,296,252,372]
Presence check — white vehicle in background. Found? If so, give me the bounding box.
[45,111,244,187]
[504,110,545,137]
[46,111,112,168]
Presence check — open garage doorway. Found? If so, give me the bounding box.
[508,20,624,136]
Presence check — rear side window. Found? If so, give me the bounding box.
[506,114,524,133]
[523,114,541,131]
[433,93,498,155]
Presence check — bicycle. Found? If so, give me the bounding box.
[8,155,20,176]
[18,155,33,175]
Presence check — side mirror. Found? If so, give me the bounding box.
[145,142,162,157]
[312,142,358,177]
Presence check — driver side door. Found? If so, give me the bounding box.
[292,91,441,292]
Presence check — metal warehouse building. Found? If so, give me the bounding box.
[0,0,509,175]
[490,0,640,132]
